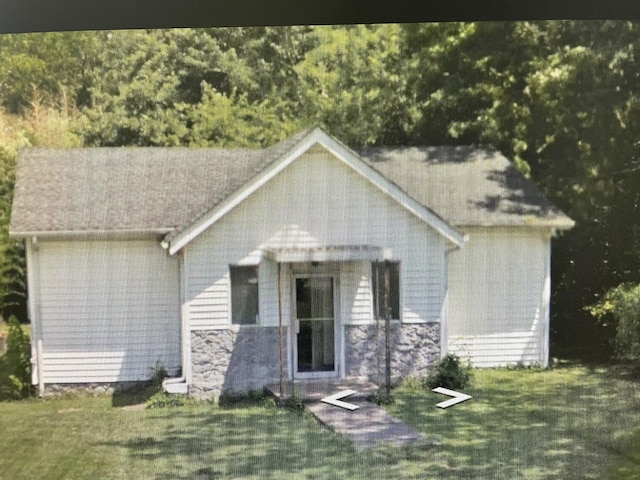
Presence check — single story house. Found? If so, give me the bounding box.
[10,127,574,398]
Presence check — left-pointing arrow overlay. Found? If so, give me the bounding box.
[432,387,472,409]
[320,389,360,411]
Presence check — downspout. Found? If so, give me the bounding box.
[441,236,468,359]
[163,248,189,394]
[26,237,45,396]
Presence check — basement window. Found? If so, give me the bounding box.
[372,261,401,321]
[230,265,259,325]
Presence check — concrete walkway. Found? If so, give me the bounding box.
[306,392,430,451]
[265,381,430,451]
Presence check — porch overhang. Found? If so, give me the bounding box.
[263,245,393,263]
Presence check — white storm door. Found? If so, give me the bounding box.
[294,275,337,377]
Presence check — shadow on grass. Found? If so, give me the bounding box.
[608,427,640,479]
[97,364,639,479]
[386,364,640,479]
[111,382,156,407]
[97,406,368,480]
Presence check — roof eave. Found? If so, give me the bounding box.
[10,228,175,241]
[454,218,576,230]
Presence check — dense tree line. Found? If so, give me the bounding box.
[1,22,639,360]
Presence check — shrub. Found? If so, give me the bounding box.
[148,363,168,394]
[425,354,472,390]
[142,363,172,408]
[146,391,188,409]
[0,316,32,399]
[588,283,640,362]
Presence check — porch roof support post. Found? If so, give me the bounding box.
[278,262,285,400]
[384,260,392,396]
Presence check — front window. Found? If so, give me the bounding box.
[230,265,259,325]
[372,261,400,320]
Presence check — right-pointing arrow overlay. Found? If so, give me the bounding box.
[432,387,472,409]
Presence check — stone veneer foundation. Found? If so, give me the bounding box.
[344,322,441,383]
[190,323,440,399]
[42,381,149,397]
[190,326,282,400]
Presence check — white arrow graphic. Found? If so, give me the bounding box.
[320,389,360,411]
[432,387,472,409]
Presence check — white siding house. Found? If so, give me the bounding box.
[183,145,448,331]
[26,239,180,384]
[10,127,573,397]
[447,227,551,366]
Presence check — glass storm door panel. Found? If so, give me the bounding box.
[295,277,335,373]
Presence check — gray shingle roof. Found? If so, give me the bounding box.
[358,146,574,228]
[10,129,573,238]
[10,128,313,236]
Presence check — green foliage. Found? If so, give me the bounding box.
[504,361,544,371]
[425,354,472,390]
[0,32,98,113]
[587,283,640,362]
[143,364,193,408]
[218,389,268,407]
[397,376,425,392]
[148,363,168,391]
[0,146,25,322]
[0,103,81,324]
[296,24,420,146]
[0,316,32,399]
[146,391,189,409]
[80,29,309,148]
[367,389,394,405]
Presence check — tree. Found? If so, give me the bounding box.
[81,28,315,148]
[0,316,32,399]
[0,32,97,113]
[296,24,420,146]
[587,283,640,363]
[403,21,640,359]
[0,101,81,323]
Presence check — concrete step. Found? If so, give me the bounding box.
[264,378,378,402]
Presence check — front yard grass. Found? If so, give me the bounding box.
[0,364,638,479]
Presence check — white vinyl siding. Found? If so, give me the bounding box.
[33,240,180,383]
[447,227,551,366]
[184,145,447,330]
[341,261,373,325]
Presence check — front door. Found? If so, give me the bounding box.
[294,276,337,377]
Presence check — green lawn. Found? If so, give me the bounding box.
[0,365,638,480]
